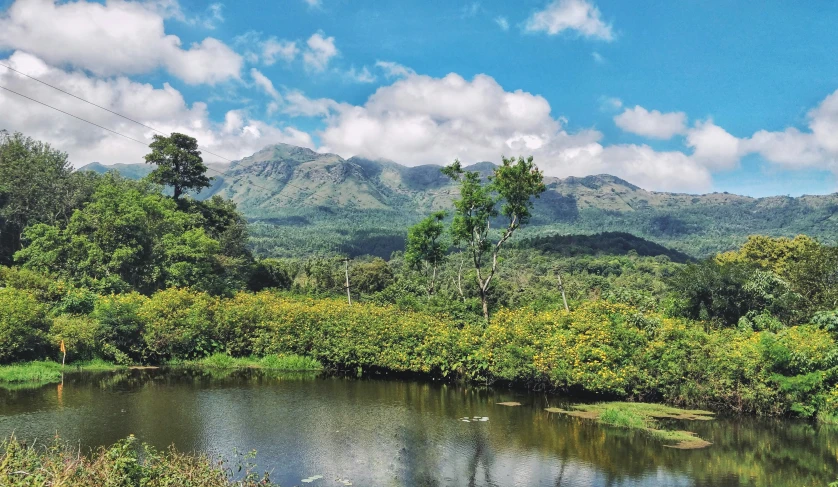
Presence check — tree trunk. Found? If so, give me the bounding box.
[480,286,489,322]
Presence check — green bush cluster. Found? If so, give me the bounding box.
[3,280,837,418]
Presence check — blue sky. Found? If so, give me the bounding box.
[1,0,838,196]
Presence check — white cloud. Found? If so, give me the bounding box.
[262,38,299,65]
[686,119,742,170]
[303,32,338,71]
[592,51,605,64]
[737,89,838,170]
[614,106,687,139]
[525,0,614,40]
[554,143,713,193]
[189,3,224,29]
[282,90,344,118]
[345,66,376,83]
[598,96,622,112]
[809,89,838,155]
[0,0,242,85]
[250,68,281,100]
[303,0,321,7]
[277,72,714,192]
[495,16,510,31]
[743,128,827,168]
[0,51,311,166]
[375,61,415,79]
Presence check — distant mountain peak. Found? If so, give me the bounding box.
[562,174,640,191]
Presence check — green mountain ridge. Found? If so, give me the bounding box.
[78,143,838,258]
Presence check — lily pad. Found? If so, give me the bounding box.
[301,474,323,483]
[496,402,522,406]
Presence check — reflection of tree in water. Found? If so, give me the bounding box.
[466,429,493,487]
[2,372,838,486]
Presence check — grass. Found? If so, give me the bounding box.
[599,407,648,429]
[545,402,714,449]
[0,360,124,388]
[0,435,275,486]
[0,361,62,384]
[69,358,127,372]
[188,353,323,371]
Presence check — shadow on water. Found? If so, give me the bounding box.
[0,368,835,487]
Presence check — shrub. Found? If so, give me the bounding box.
[50,314,101,361]
[140,288,218,361]
[92,292,148,364]
[0,288,49,363]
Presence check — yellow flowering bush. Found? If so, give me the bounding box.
[16,284,837,417]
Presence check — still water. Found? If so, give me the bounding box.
[0,368,836,487]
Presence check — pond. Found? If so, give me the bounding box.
[0,368,835,487]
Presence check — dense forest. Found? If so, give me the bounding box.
[3,130,838,422]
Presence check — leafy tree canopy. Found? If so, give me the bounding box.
[144,133,212,201]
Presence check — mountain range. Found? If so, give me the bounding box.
[79,144,838,258]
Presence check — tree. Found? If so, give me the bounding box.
[442,156,546,321]
[144,133,211,201]
[0,131,80,264]
[14,175,241,295]
[405,211,448,295]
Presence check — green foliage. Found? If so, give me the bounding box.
[441,156,546,320]
[190,352,322,371]
[0,435,274,487]
[140,288,218,362]
[15,176,250,295]
[0,131,98,265]
[404,211,448,294]
[144,132,212,201]
[0,361,61,384]
[351,257,394,294]
[49,314,100,361]
[0,288,49,363]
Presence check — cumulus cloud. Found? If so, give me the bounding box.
[525,0,613,40]
[289,72,705,192]
[0,0,242,85]
[686,119,742,170]
[303,32,338,71]
[495,16,510,31]
[262,38,299,65]
[743,128,826,168]
[614,106,687,139]
[0,51,312,166]
[375,61,415,79]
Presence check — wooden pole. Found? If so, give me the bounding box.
[557,270,569,312]
[344,258,352,305]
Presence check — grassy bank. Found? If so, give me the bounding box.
[0,359,128,387]
[177,353,323,371]
[0,435,274,487]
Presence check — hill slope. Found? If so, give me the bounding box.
[80,144,838,258]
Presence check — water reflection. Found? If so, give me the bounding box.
[0,369,835,487]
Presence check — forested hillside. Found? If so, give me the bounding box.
[80,143,838,258]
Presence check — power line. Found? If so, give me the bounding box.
[0,83,283,197]
[0,64,334,205]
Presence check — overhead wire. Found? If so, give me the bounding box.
[0,63,338,205]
